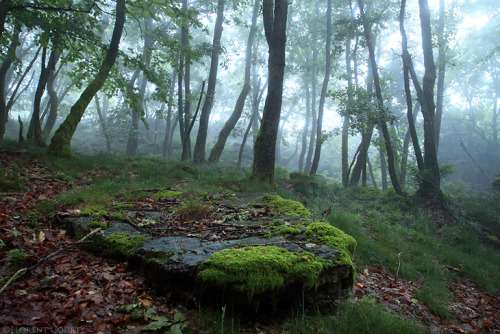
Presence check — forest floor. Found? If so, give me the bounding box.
[0,149,499,333]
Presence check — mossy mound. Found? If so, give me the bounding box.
[197,246,329,299]
[305,221,357,266]
[262,194,311,216]
[103,232,147,257]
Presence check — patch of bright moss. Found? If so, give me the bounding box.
[305,221,357,266]
[262,195,311,216]
[197,246,330,299]
[87,220,108,229]
[81,204,108,217]
[103,232,146,257]
[145,251,174,264]
[152,190,183,199]
[111,212,124,219]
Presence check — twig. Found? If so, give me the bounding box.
[396,252,402,278]
[0,228,102,295]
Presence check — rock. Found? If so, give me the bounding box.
[56,193,356,315]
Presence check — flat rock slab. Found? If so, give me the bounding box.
[57,193,355,314]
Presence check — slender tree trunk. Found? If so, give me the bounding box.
[358,0,402,195]
[209,0,258,165]
[41,66,60,140]
[163,70,176,158]
[48,0,125,156]
[342,37,353,187]
[251,0,288,184]
[304,49,318,174]
[435,0,446,150]
[0,24,19,139]
[181,0,192,161]
[298,76,310,173]
[94,93,111,154]
[194,0,224,164]
[310,0,333,175]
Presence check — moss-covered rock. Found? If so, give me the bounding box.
[305,221,357,266]
[197,245,330,300]
[262,194,311,216]
[103,232,147,257]
[87,220,108,229]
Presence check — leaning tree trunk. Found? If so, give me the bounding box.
[28,48,60,147]
[251,0,288,184]
[208,0,258,165]
[194,0,224,164]
[309,0,333,175]
[358,0,402,195]
[48,0,125,157]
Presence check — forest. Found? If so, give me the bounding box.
[0,0,499,332]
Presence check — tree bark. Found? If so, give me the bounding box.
[194,0,224,164]
[309,0,333,175]
[48,0,125,156]
[357,0,402,195]
[94,93,111,154]
[28,48,60,147]
[435,0,446,150]
[251,0,288,184]
[0,24,19,139]
[181,0,192,161]
[304,50,318,174]
[208,0,258,165]
[417,0,444,202]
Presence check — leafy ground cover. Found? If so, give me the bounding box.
[1,147,499,333]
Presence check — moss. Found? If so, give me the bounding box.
[88,220,108,229]
[111,212,124,219]
[305,221,357,266]
[145,251,174,264]
[103,232,146,257]
[152,190,183,199]
[81,204,107,217]
[279,227,301,235]
[262,194,311,216]
[197,246,330,299]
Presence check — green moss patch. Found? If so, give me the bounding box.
[152,190,183,199]
[305,221,357,266]
[81,204,108,217]
[103,232,146,257]
[262,194,311,216]
[197,246,330,299]
[87,220,108,229]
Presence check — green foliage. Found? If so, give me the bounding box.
[178,200,212,220]
[197,246,330,300]
[0,169,27,192]
[408,164,455,189]
[8,249,30,269]
[87,220,108,229]
[115,301,188,332]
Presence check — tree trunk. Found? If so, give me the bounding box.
[0,24,18,139]
[209,0,258,165]
[48,0,125,156]
[94,93,111,154]
[358,0,402,195]
[28,48,60,147]
[435,0,446,150]
[181,0,192,161]
[194,0,224,164]
[342,37,353,187]
[304,50,318,174]
[251,0,288,184]
[309,0,333,175]
[298,70,311,173]
[41,66,60,140]
[417,0,444,202]
[163,70,176,158]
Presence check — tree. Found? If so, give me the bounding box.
[251,0,288,184]
[48,0,125,157]
[0,24,19,139]
[309,0,333,176]
[208,0,259,165]
[193,0,224,165]
[357,0,402,195]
